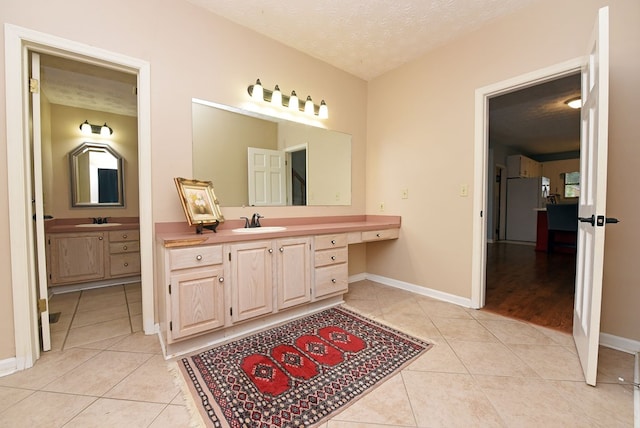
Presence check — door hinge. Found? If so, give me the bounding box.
[29,78,39,94]
[37,298,47,313]
[168,284,171,294]
[169,321,173,331]
[230,307,233,316]
[228,252,231,261]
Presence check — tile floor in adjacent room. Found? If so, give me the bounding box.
[0,280,635,427]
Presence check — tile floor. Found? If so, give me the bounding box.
[0,280,635,427]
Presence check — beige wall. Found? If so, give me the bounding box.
[367,0,640,341]
[0,0,367,360]
[47,104,139,218]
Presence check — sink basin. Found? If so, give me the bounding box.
[75,223,123,228]
[232,226,287,233]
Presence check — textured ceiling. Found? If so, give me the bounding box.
[38,0,580,158]
[187,0,542,81]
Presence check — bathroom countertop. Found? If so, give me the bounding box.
[156,215,401,248]
[45,217,140,233]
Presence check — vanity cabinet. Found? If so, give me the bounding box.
[46,227,141,287]
[313,233,348,299]
[167,245,225,340]
[109,230,141,277]
[228,240,275,323]
[276,237,312,310]
[47,232,106,285]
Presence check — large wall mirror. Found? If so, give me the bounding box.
[192,99,351,207]
[69,142,124,207]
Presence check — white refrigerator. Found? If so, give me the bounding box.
[505,177,550,242]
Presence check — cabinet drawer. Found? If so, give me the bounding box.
[110,253,141,276]
[314,233,347,250]
[170,245,223,270]
[109,241,140,254]
[314,263,348,298]
[361,228,399,242]
[109,230,140,242]
[314,247,348,267]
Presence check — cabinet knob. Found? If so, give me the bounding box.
[331,255,336,260]
[279,247,284,252]
[219,277,224,283]
[196,255,203,261]
[99,237,103,240]
[376,233,381,238]
[123,245,128,250]
[123,234,128,239]
[124,262,129,267]
[331,240,336,245]
[268,248,273,253]
[331,278,337,283]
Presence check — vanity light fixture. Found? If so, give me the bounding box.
[79,120,113,136]
[247,79,328,119]
[565,96,582,109]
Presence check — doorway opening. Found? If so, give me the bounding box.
[5,24,152,371]
[483,72,581,332]
[287,147,307,205]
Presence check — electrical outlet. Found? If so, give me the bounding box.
[401,188,409,199]
[379,202,385,212]
[335,192,340,201]
[460,184,469,197]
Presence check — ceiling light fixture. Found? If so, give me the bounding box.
[565,97,582,109]
[79,120,113,136]
[247,79,328,119]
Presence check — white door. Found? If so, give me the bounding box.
[247,147,286,206]
[573,6,613,387]
[30,52,51,351]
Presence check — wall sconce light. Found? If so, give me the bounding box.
[248,79,328,119]
[565,97,582,109]
[79,120,113,136]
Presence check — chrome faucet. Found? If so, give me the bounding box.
[240,217,251,228]
[250,213,263,228]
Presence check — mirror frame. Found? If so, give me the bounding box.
[69,142,124,207]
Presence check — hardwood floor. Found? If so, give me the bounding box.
[483,242,576,333]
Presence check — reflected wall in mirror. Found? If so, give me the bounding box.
[69,142,124,207]
[192,99,351,207]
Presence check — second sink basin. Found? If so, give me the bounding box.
[76,223,123,228]
[232,226,287,233]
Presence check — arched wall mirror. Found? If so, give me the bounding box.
[69,142,124,207]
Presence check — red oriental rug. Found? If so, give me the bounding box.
[176,306,432,427]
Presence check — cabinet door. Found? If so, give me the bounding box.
[48,232,106,285]
[229,241,274,323]
[170,266,225,340]
[276,237,311,310]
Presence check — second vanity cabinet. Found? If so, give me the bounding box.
[47,228,141,287]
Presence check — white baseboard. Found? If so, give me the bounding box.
[0,358,17,378]
[352,273,639,355]
[600,333,640,354]
[354,273,472,308]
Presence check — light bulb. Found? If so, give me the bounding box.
[271,85,282,107]
[289,90,299,111]
[252,79,263,102]
[80,120,92,135]
[318,100,328,119]
[304,96,314,115]
[100,123,112,137]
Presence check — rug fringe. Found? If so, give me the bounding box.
[167,360,206,428]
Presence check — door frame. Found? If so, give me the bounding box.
[471,57,583,309]
[4,24,153,370]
